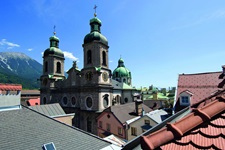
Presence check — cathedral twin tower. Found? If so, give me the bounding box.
[40,13,134,134]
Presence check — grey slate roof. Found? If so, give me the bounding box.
[145,109,168,123]
[0,106,112,150]
[29,103,65,117]
[109,102,152,124]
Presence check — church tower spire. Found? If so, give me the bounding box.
[40,27,65,104]
[83,6,109,69]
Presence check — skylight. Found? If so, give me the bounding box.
[43,142,56,150]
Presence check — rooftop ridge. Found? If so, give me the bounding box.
[0,83,22,91]
[141,94,225,150]
[179,71,222,76]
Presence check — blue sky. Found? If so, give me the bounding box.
[1,0,225,89]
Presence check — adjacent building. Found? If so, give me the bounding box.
[122,67,225,150]
[0,83,22,110]
[174,71,223,112]
[97,100,152,141]
[0,83,120,150]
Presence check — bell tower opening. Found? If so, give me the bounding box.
[87,50,92,64]
[45,61,48,72]
[56,62,61,73]
[102,51,106,66]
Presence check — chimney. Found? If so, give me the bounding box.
[222,65,225,75]
[153,91,158,100]
[135,99,143,116]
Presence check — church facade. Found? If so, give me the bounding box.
[40,14,138,135]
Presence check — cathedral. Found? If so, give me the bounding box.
[40,12,138,135]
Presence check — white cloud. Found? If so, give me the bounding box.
[63,51,78,61]
[40,51,79,62]
[171,9,225,30]
[28,48,33,51]
[207,10,225,20]
[0,39,20,49]
[109,60,113,63]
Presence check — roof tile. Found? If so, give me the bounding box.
[176,72,223,105]
[141,90,225,150]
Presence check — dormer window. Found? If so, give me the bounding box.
[179,90,193,106]
[181,96,189,105]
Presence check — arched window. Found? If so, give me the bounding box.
[45,61,48,72]
[116,95,120,104]
[123,78,126,83]
[102,51,106,66]
[56,62,61,73]
[103,94,109,108]
[87,50,92,64]
[116,72,119,78]
[124,98,128,103]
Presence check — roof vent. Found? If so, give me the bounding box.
[43,142,56,150]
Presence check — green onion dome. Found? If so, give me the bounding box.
[44,34,64,58]
[112,58,131,78]
[84,17,108,46]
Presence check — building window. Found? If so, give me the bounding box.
[56,62,61,73]
[86,97,93,108]
[99,121,102,128]
[87,117,92,132]
[87,50,92,64]
[116,72,119,78]
[131,127,137,136]
[124,98,128,103]
[103,94,109,108]
[180,96,189,106]
[145,120,150,125]
[116,95,120,104]
[71,97,76,106]
[102,51,106,66]
[43,97,47,104]
[106,123,111,131]
[118,127,123,135]
[45,61,48,72]
[63,97,68,105]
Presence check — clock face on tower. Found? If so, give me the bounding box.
[85,71,93,81]
[102,72,108,82]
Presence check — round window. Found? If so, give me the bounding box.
[86,97,92,108]
[63,97,68,105]
[71,97,76,105]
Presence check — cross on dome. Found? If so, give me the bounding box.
[94,5,97,17]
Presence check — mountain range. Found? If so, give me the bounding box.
[0,52,42,89]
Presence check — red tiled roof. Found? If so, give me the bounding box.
[27,98,40,106]
[0,83,22,91]
[141,91,225,150]
[176,72,223,105]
